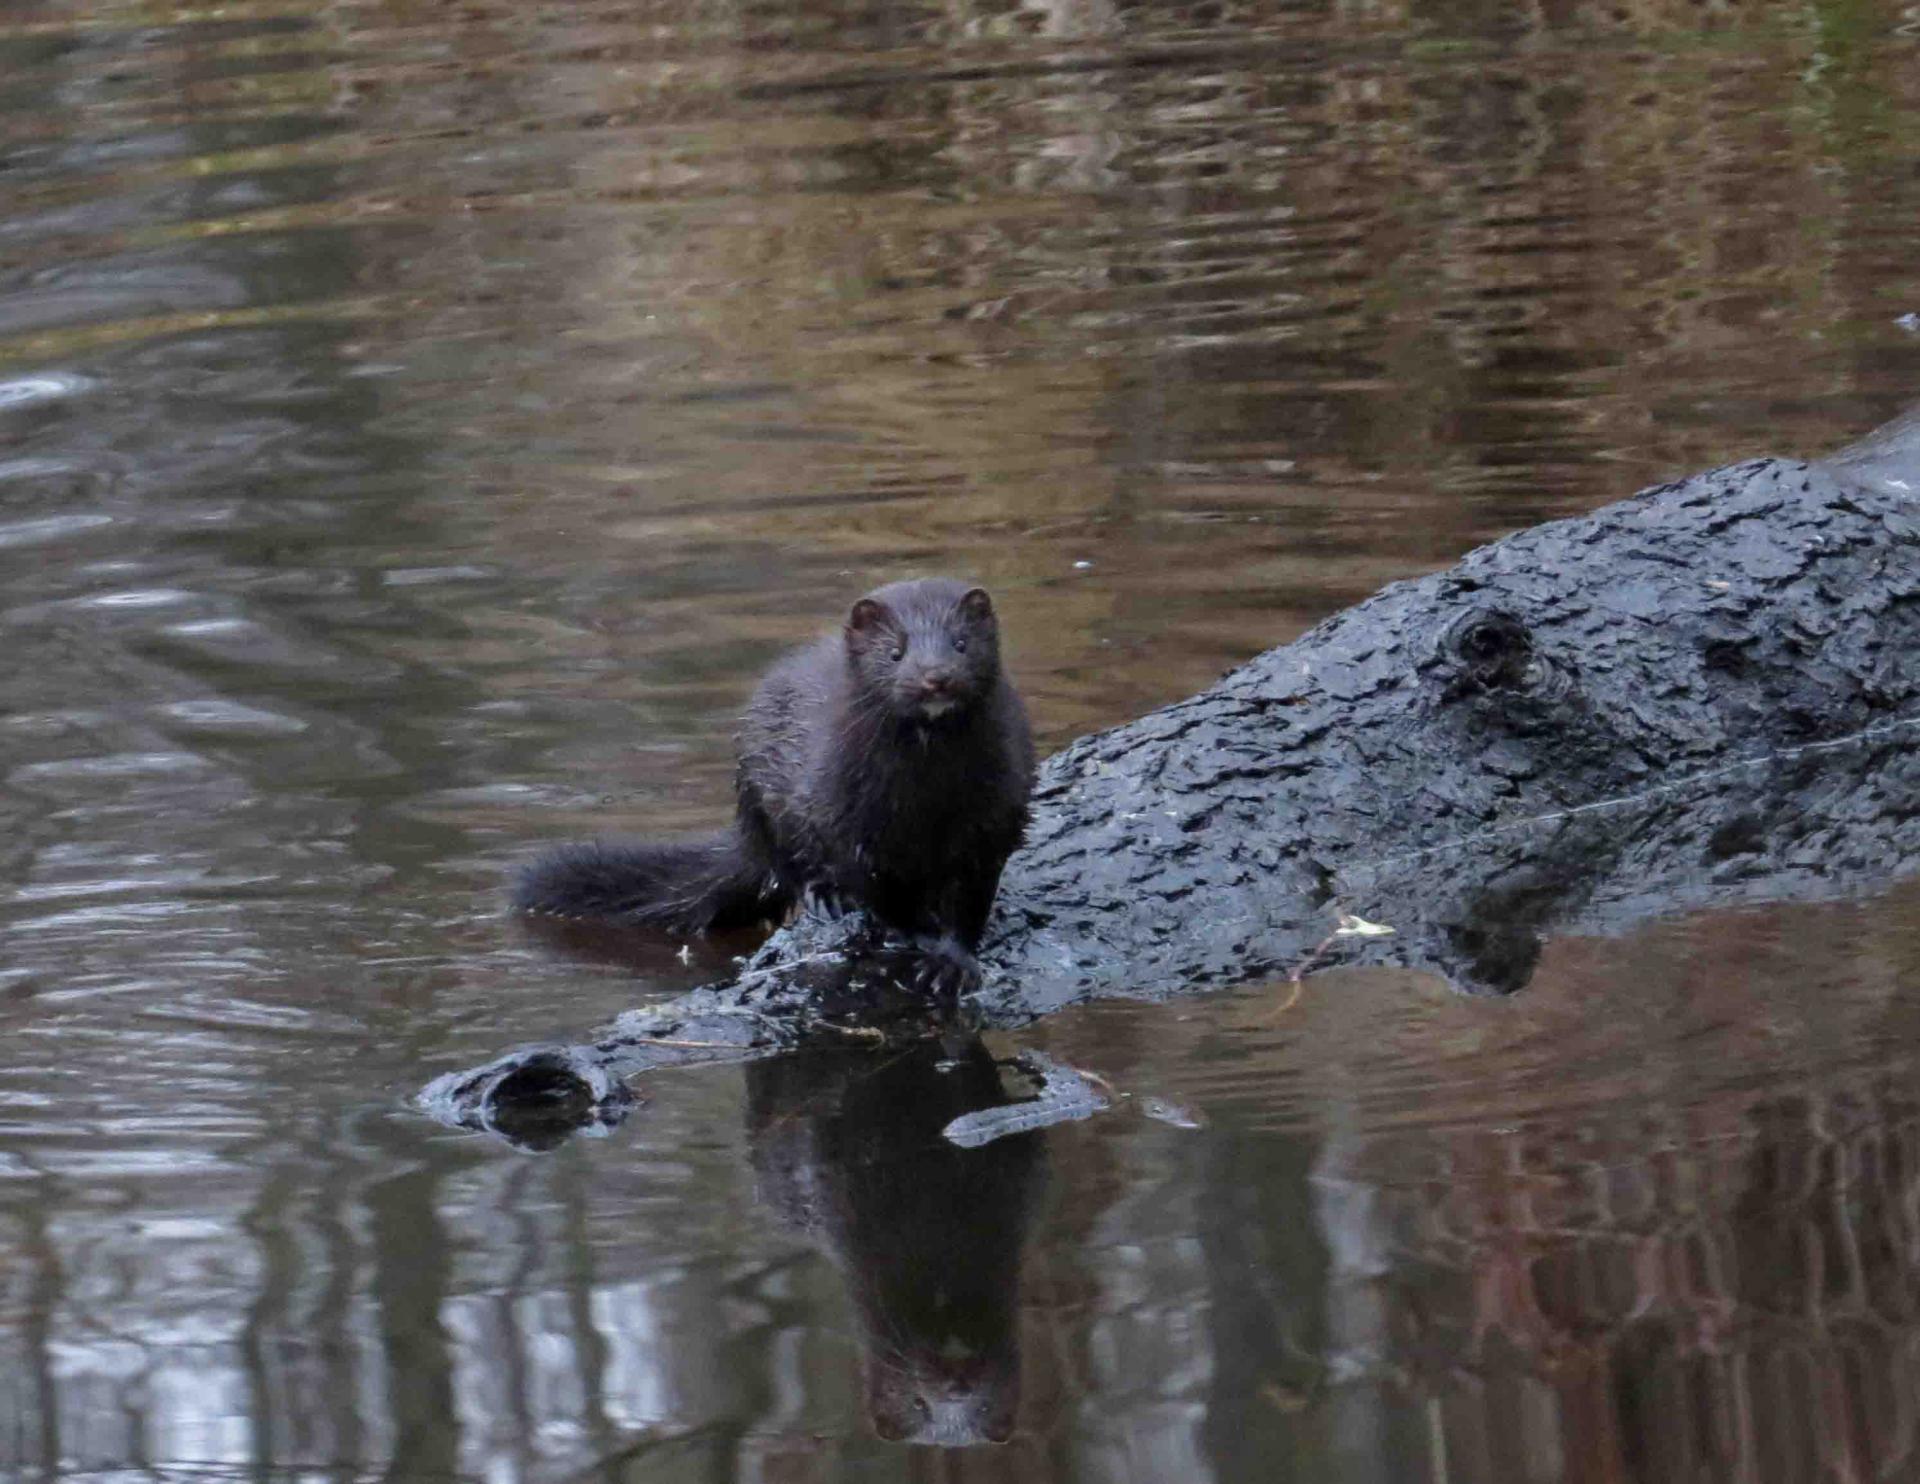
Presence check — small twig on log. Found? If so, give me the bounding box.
[1267,978,1305,1020]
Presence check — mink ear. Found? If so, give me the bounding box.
[958,587,994,623]
[847,597,893,637]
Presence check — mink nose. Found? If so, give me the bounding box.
[919,668,956,694]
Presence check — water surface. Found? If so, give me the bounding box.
[4,0,1920,1477]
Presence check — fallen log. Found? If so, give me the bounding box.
[422,406,1920,1139]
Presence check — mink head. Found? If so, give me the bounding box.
[844,578,1001,724]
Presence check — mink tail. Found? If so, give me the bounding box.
[511,829,788,935]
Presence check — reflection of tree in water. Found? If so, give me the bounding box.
[746,1039,1046,1445]
[0,7,491,1479]
[1312,1083,1920,1482]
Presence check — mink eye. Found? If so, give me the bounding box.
[953,637,968,654]
[889,643,905,662]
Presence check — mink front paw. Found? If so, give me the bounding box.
[909,935,981,1000]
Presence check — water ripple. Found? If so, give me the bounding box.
[0,369,97,408]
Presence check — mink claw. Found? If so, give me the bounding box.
[800,883,852,921]
[908,936,982,1001]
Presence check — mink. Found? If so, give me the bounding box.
[514,578,1036,993]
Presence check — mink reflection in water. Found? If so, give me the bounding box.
[746,1038,1045,1445]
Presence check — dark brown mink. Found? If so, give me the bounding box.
[514,578,1036,993]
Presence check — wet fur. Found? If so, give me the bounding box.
[514,579,1035,966]
[512,833,780,933]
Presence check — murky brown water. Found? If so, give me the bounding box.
[5,0,1920,1476]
